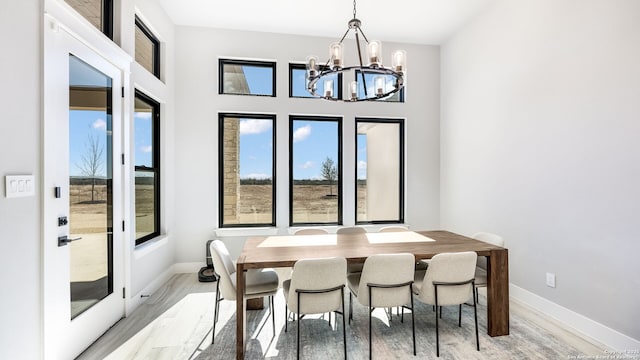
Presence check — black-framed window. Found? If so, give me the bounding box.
[135,16,161,79]
[219,113,276,227]
[289,115,342,226]
[219,59,276,97]
[65,0,113,39]
[356,118,404,224]
[355,70,405,102]
[289,63,343,99]
[134,90,161,245]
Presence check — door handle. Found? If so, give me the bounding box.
[58,235,83,247]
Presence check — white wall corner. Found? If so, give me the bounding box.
[510,284,640,352]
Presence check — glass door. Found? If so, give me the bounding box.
[68,55,114,319]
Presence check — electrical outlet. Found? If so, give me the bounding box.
[546,272,556,288]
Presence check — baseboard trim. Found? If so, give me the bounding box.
[510,284,640,352]
[126,265,175,316]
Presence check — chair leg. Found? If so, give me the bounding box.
[271,296,275,335]
[473,282,480,351]
[341,287,347,360]
[459,304,462,327]
[297,292,301,360]
[435,285,440,357]
[285,304,288,333]
[368,286,372,360]
[349,292,353,325]
[410,287,416,356]
[212,280,220,344]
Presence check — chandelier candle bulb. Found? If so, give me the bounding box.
[350,81,358,100]
[306,55,318,77]
[324,79,334,98]
[329,42,343,69]
[392,50,406,73]
[368,40,382,67]
[375,76,385,96]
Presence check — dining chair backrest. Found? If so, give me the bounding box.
[294,228,329,235]
[336,227,366,235]
[416,251,477,306]
[378,226,409,233]
[210,240,238,301]
[472,232,504,270]
[287,257,347,315]
[357,253,415,307]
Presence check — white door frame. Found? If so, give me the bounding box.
[42,10,131,359]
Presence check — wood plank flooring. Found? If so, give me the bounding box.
[77,272,607,359]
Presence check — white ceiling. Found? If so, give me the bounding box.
[157,0,495,45]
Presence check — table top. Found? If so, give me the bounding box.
[238,230,506,269]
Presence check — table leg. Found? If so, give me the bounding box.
[236,260,247,359]
[487,248,509,336]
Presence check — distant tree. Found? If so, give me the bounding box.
[76,133,104,202]
[320,157,338,196]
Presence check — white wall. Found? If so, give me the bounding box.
[0,1,42,359]
[174,27,440,260]
[441,0,640,346]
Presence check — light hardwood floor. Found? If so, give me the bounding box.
[77,272,606,359]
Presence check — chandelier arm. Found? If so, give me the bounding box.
[337,27,351,44]
[354,31,369,97]
[355,25,370,44]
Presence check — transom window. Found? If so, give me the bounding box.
[289,115,342,225]
[219,59,276,97]
[356,118,404,223]
[289,63,342,99]
[218,113,276,227]
[135,16,161,79]
[65,0,113,39]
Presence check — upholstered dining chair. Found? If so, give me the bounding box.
[472,232,504,303]
[413,251,479,357]
[347,253,416,360]
[337,227,367,274]
[283,257,347,360]
[293,228,329,235]
[209,240,279,344]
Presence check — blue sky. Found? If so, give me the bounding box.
[69,110,110,177]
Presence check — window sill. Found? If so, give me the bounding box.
[133,235,169,259]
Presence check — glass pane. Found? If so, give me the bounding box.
[291,119,340,224]
[290,66,339,98]
[355,71,404,102]
[134,93,158,242]
[357,121,402,222]
[65,0,108,35]
[135,171,156,239]
[135,21,158,76]
[221,116,274,225]
[68,54,113,319]
[221,61,274,96]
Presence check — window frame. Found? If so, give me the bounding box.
[218,113,277,228]
[65,0,113,39]
[355,117,405,224]
[218,59,277,97]
[288,63,343,99]
[289,115,343,226]
[134,15,161,79]
[134,89,161,246]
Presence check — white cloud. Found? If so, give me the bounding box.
[93,119,107,130]
[357,160,367,170]
[241,173,270,179]
[141,145,153,153]
[240,119,272,135]
[300,161,314,169]
[293,125,312,143]
[135,111,152,120]
[249,155,257,160]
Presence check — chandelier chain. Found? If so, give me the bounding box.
[353,0,357,19]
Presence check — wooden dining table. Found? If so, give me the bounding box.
[234,230,509,359]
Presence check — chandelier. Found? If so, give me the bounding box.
[306,0,406,102]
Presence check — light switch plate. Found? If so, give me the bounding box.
[5,175,35,198]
